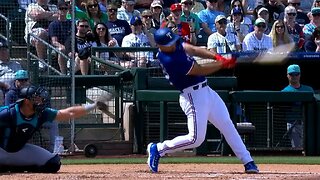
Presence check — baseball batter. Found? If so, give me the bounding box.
[147,28,259,173]
[0,85,104,173]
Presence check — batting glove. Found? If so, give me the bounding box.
[214,54,236,69]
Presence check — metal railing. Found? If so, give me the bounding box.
[0,13,11,51]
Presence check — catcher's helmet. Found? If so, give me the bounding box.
[154,28,180,46]
[19,85,50,113]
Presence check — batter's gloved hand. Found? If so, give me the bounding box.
[214,54,236,69]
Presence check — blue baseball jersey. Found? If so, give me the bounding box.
[0,104,58,152]
[157,41,205,91]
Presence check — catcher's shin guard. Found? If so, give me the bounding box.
[37,154,61,173]
[0,155,61,173]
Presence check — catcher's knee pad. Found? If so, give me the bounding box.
[38,154,61,173]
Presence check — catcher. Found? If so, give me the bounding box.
[0,85,106,173]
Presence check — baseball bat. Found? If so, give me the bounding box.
[235,42,295,65]
[95,91,116,119]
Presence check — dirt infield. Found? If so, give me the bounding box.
[1,164,320,179]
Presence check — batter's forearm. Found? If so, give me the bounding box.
[184,43,217,60]
[188,61,223,76]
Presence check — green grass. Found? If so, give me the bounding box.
[61,156,320,165]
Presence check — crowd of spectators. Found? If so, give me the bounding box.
[0,0,320,75]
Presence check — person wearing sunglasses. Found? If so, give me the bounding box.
[242,18,273,51]
[106,3,132,46]
[256,7,272,34]
[91,23,119,66]
[48,0,73,74]
[287,0,310,27]
[197,0,225,36]
[82,0,108,30]
[283,6,305,51]
[141,9,157,34]
[208,15,241,53]
[64,19,92,75]
[303,7,320,40]
[269,20,293,49]
[117,0,141,25]
[281,64,314,149]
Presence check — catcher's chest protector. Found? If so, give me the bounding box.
[0,104,43,152]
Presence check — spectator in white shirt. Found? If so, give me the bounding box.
[24,0,58,61]
[121,16,156,67]
[226,7,250,43]
[117,0,141,24]
[242,18,273,51]
[207,15,241,53]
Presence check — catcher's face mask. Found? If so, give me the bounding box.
[19,85,50,114]
[30,88,50,114]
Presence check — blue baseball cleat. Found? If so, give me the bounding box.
[147,143,160,173]
[244,161,259,173]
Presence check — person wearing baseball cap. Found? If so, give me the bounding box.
[149,27,259,174]
[227,7,249,43]
[4,70,30,106]
[281,64,314,148]
[286,0,309,26]
[256,7,271,34]
[0,83,111,173]
[151,1,163,9]
[207,15,241,53]
[150,1,165,29]
[121,16,156,67]
[303,7,320,39]
[162,3,197,45]
[242,18,273,51]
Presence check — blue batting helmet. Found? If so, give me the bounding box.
[154,28,180,46]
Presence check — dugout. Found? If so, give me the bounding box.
[132,68,320,156]
[230,91,316,156]
[234,53,320,91]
